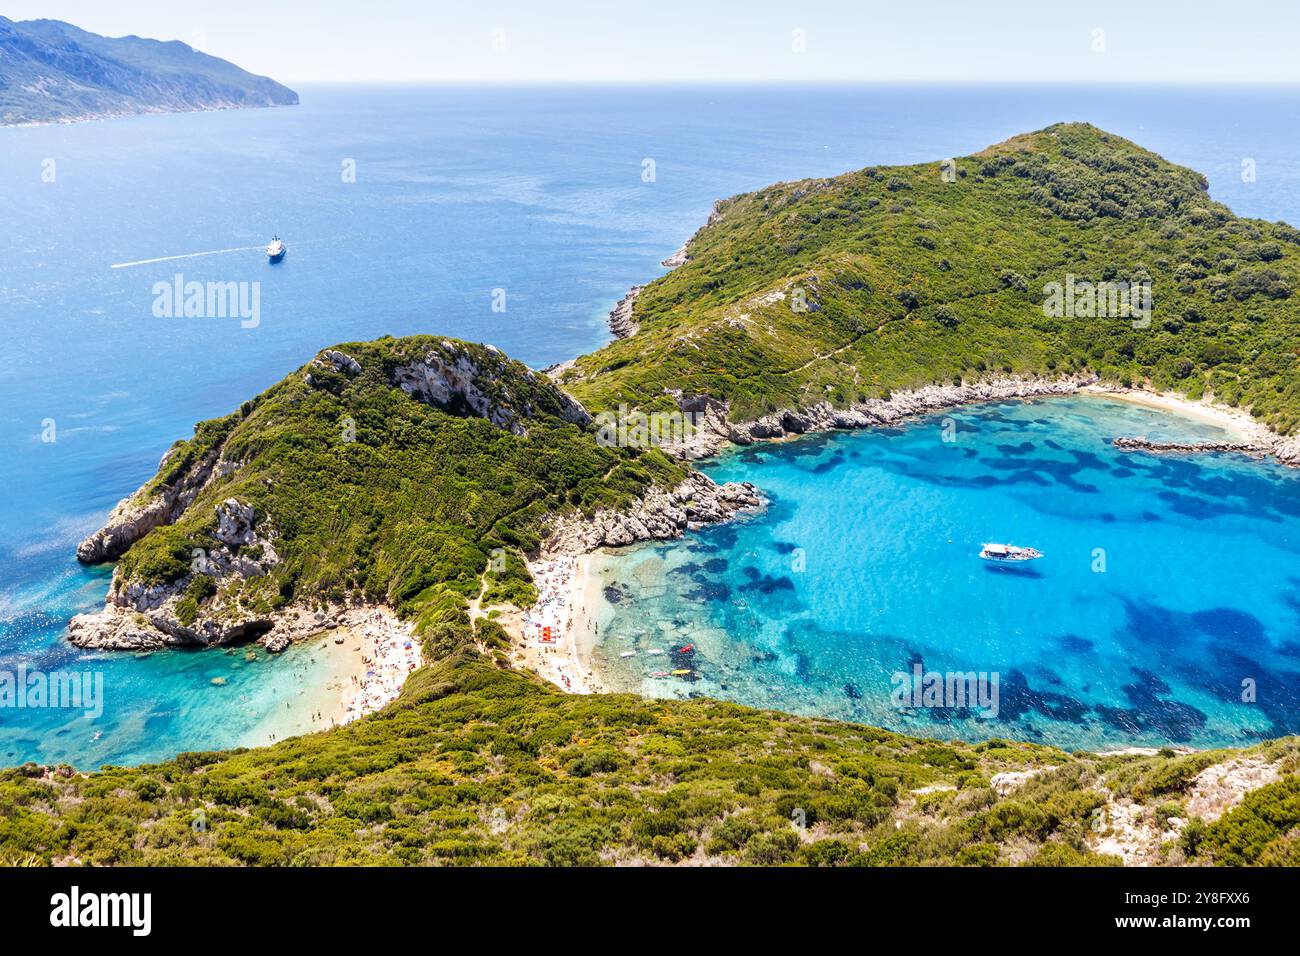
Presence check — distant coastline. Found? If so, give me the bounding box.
[0,15,298,127]
[1,100,298,130]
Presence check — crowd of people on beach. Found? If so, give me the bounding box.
[340,610,422,723]
[520,556,603,693]
[526,556,575,645]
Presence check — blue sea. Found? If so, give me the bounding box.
[582,397,1300,750]
[4,84,1300,764]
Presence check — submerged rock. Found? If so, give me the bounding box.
[1112,436,1270,457]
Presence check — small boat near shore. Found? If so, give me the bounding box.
[266,236,286,263]
[979,542,1043,562]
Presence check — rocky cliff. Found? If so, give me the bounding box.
[68,337,685,653]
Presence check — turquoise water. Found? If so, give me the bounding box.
[583,396,1300,750]
[0,621,355,768]
[6,84,1300,765]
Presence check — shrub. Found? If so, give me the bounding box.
[955,843,1000,866]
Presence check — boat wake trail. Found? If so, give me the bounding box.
[109,246,266,269]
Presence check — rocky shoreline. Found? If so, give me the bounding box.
[542,470,762,557]
[76,445,234,564]
[605,238,694,340]
[68,496,297,652]
[658,376,1098,459]
[660,244,690,268]
[67,600,345,653]
[1111,436,1271,457]
[644,376,1300,469]
[606,286,643,339]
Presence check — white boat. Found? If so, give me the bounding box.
[979,542,1043,562]
[266,236,286,262]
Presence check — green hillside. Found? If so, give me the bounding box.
[84,336,682,645]
[10,125,1300,867]
[564,123,1300,433]
[6,639,1299,866]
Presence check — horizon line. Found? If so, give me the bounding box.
[279,77,1300,87]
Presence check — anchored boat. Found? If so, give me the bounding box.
[266,236,286,263]
[979,542,1043,562]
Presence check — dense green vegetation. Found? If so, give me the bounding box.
[1200,774,1300,865]
[5,627,1296,866]
[113,336,683,630]
[16,126,1300,867]
[565,123,1300,433]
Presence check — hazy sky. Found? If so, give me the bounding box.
[6,0,1298,84]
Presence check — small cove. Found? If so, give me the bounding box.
[581,395,1300,750]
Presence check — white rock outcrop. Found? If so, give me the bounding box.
[76,447,235,564]
[543,471,762,557]
[658,376,1098,459]
[389,342,590,435]
[68,497,283,651]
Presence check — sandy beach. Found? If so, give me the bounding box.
[274,608,423,736]
[238,606,421,747]
[1083,384,1274,443]
[333,608,424,723]
[506,554,608,694]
